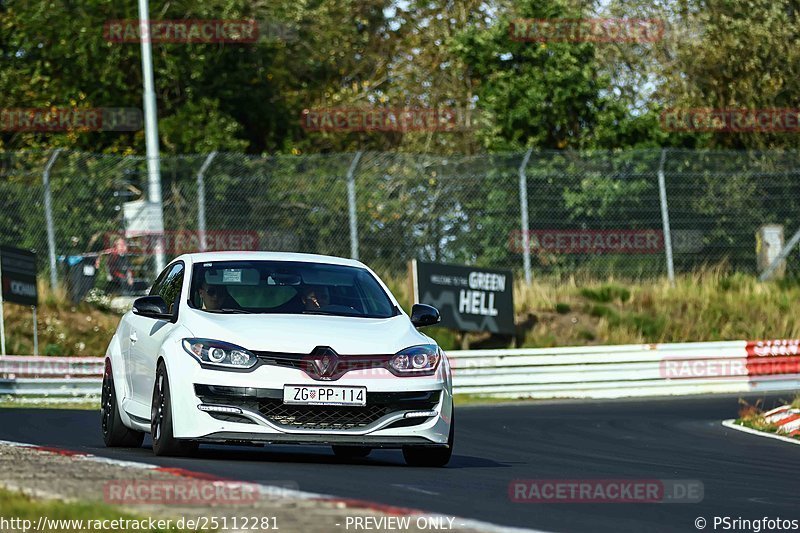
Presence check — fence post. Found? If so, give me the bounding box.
[42,148,63,291]
[138,0,166,274]
[760,228,800,281]
[519,148,533,285]
[196,151,217,251]
[347,151,363,260]
[657,148,675,285]
[32,306,38,356]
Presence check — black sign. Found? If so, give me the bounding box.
[412,261,514,335]
[0,246,38,306]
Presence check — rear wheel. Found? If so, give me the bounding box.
[331,445,371,459]
[101,362,144,448]
[402,409,454,467]
[151,363,198,457]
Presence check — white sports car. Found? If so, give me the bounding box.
[101,251,454,466]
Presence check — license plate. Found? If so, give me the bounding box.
[283,385,366,406]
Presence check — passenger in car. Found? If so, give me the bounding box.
[301,285,331,311]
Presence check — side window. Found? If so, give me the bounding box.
[148,265,172,297]
[159,263,185,314]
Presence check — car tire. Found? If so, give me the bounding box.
[331,445,371,459]
[151,363,198,457]
[101,361,145,448]
[402,409,454,467]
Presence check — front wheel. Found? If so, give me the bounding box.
[101,362,144,448]
[151,363,198,457]
[402,410,454,467]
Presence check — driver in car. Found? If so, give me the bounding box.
[301,285,331,311]
[198,281,237,311]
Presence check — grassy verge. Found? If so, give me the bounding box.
[0,396,98,410]
[0,487,196,532]
[453,393,523,406]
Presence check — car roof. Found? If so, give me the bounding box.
[176,251,367,269]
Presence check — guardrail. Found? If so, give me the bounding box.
[449,339,800,398]
[0,356,103,397]
[0,339,798,400]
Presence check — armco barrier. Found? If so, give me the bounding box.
[0,340,798,399]
[449,339,800,399]
[0,356,103,397]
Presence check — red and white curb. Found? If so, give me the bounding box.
[721,420,800,446]
[762,405,800,436]
[0,439,545,533]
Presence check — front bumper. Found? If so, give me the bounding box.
[167,356,453,447]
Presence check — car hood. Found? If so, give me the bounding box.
[180,310,430,355]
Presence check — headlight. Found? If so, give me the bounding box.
[388,344,441,376]
[182,338,257,369]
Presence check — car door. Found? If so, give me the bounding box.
[117,314,135,397]
[128,262,185,408]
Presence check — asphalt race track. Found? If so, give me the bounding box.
[1,393,798,532]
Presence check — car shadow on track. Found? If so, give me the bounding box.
[124,441,508,469]
[199,446,507,469]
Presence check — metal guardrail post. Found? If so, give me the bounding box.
[42,148,63,291]
[657,148,676,285]
[347,151,363,260]
[196,151,217,251]
[519,148,533,284]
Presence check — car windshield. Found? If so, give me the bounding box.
[189,260,397,318]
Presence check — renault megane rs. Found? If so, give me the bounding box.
[101,251,454,466]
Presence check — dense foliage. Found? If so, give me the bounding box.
[3,0,799,154]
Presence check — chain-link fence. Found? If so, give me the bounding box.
[2,148,800,299]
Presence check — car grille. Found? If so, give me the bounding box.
[195,385,440,431]
[258,401,388,430]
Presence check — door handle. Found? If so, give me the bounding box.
[129,332,138,344]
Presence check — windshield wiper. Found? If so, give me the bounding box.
[301,310,383,318]
[206,308,254,314]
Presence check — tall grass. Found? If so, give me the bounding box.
[1,280,120,356]
[3,270,799,355]
[381,267,800,350]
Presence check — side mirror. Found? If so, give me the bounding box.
[410,303,440,328]
[132,295,171,321]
